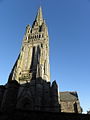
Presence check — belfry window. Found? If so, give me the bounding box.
[35,35,36,38]
[39,34,41,38]
[41,44,43,48]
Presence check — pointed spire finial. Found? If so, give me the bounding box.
[36,6,43,26]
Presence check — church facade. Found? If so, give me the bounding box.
[0,7,82,113]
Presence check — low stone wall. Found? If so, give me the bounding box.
[0,110,89,120]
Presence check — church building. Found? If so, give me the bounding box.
[0,7,82,113]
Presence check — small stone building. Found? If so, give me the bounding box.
[60,92,82,113]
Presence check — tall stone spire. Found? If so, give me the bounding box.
[8,7,50,84]
[35,6,43,26]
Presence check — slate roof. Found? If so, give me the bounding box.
[60,92,78,102]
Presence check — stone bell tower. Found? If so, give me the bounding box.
[8,7,50,84]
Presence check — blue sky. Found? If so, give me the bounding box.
[0,0,90,113]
